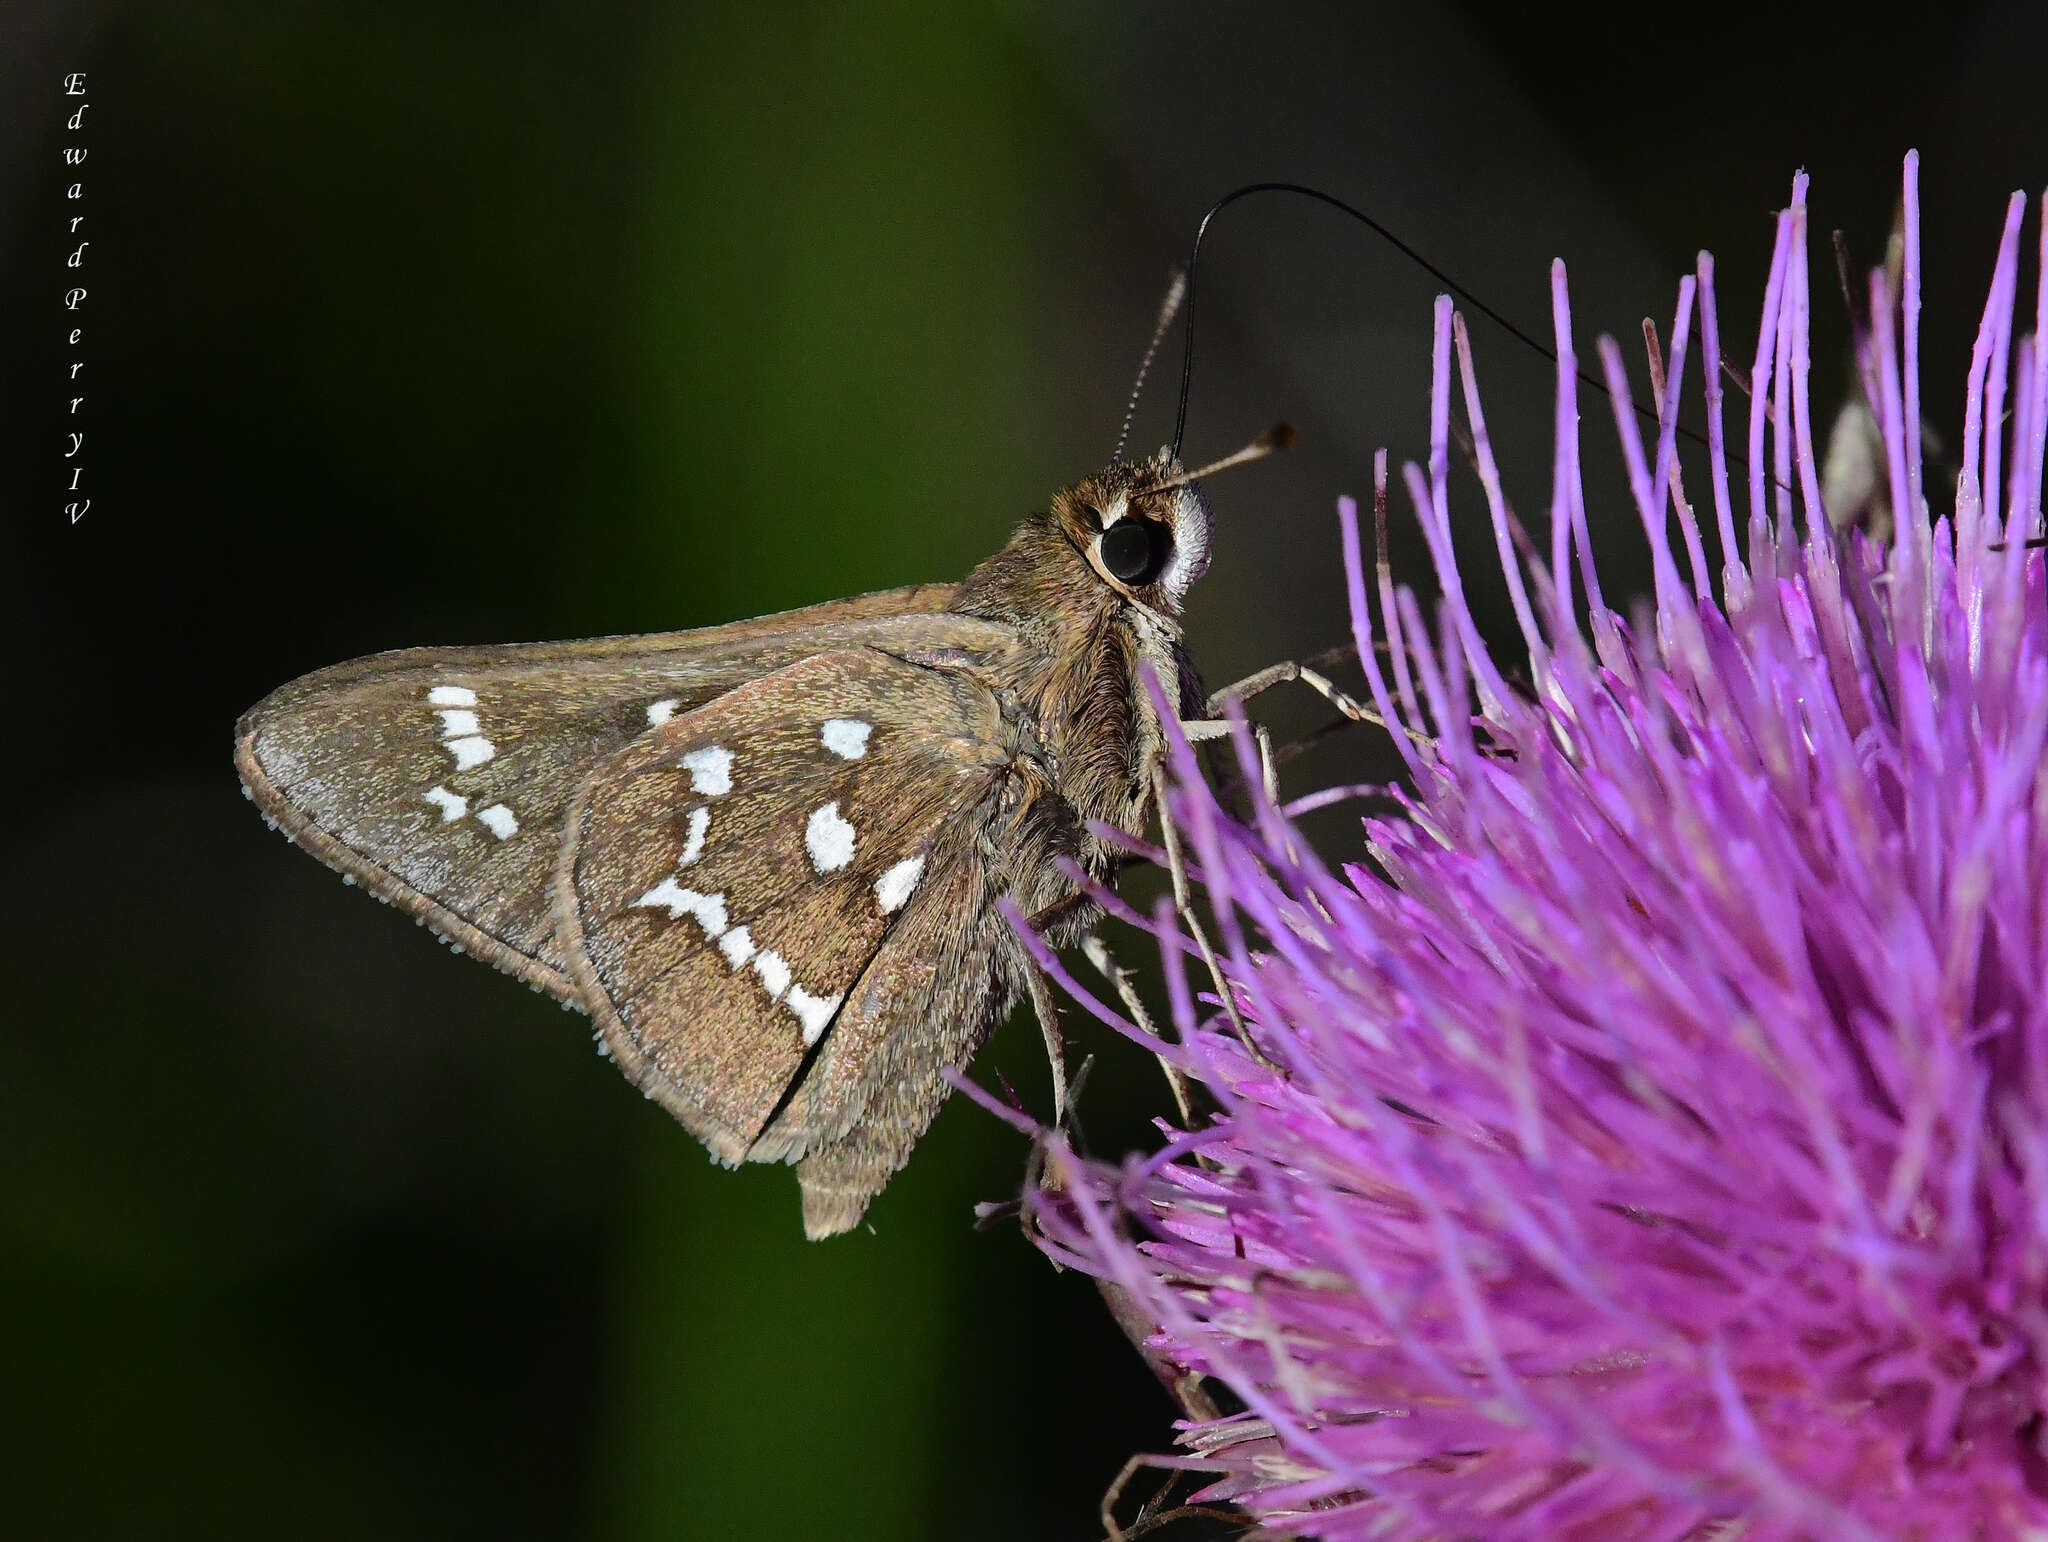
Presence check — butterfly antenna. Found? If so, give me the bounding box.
[1165,181,1708,467]
[1139,422,1294,495]
[1114,266,1190,464]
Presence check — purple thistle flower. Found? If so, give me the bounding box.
[1008,156,2048,1539]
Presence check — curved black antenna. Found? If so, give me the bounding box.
[1165,181,1701,463]
[1154,182,2030,553]
[1114,266,1189,463]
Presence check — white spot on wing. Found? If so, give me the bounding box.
[436,709,480,738]
[821,719,872,759]
[682,745,733,796]
[424,785,467,822]
[678,807,710,866]
[428,685,476,706]
[446,735,495,771]
[647,698,680,726]
[631,881,726,939]
[615,885,835,1038]
[692,891,729,937]
[476,803,518,839]
[786,985,841,1047]
[875,855,925,914]
[805,802,856,873]
[634,876,690,915]
[751,949,791,1001]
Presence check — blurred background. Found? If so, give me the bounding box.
[3,2,2044,1537]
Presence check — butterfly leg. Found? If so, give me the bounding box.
[1178,647,1423,808]
[1204,656,1400,736]
[1206,648,1439,755]
[1148,763,1274,1070]
[1021,957,1071,1124]
[1183,655,1432,825]
[1015,884,1122,1125]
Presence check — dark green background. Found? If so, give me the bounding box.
[4,2,2043,1537]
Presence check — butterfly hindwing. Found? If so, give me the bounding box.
[554,647,1015,1186]
[231,585,998,994]
[767,837,1023,1237]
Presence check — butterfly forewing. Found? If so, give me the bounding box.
[232,586,984,993]
[555,648,1011,1168]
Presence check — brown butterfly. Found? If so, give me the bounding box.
[235,414,1291,1237]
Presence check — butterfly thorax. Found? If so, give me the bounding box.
[951,464,1211,907]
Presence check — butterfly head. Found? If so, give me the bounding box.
[1055,453,1214,616]
[1052,425,1292,620]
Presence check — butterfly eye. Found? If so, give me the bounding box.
[1098,519,1170,586]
